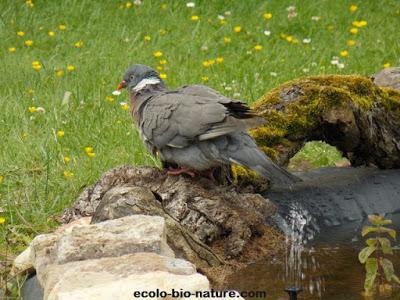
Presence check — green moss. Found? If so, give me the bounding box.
[252,75,400,153]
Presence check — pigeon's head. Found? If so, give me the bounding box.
[118,64,162,92]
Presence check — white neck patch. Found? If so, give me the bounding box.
[132,77,161,92]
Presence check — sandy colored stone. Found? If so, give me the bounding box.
[10,246,33,276]
[56,215,174,263]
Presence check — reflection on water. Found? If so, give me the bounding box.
[226,246,400,300]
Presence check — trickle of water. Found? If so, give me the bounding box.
[284,203,324,297]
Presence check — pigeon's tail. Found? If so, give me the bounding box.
[226,133,301,186]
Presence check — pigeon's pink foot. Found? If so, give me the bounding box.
[167,167,196,178]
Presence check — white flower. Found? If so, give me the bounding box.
[134,0,142,5]
[36,107,46,113]
[217,15,225,20]
[270,72,278,77]
[263,30,271,36]
[201,45,208,51]
[302,68,310,73]
[337,63,345,69]
[224,11,231,16]
[311,16,321,21]
[186,2,195,8]
[112,90,121,96]
[330,56,340,65]
[303,38,311,44]
[119,101,127,106]
[286,5,296,12]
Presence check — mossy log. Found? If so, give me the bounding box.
[250,75,400,168]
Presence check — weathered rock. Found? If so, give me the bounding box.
[250,75,400,169]
[62,166,277,263]
[56,215,173,263]
[10,246,33,276]
[373,67,400,90]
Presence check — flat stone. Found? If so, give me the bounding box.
[42,253,202,299]
[48,272,209,300]
[56,215,174,263]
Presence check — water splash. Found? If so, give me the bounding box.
[283,202,324,297]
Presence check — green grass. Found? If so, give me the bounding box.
[0,0,400,258]
[288,141,347,171]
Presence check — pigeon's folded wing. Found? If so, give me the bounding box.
[140,90,264,149]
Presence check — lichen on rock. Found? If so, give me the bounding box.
[249,75,400,168]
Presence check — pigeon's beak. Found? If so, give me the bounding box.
[117,80,127,90]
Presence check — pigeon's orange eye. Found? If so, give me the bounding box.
[130,75,135,81]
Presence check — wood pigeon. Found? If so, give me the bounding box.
[118,64,300,185]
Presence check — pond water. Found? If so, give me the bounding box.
[226,245,400,300]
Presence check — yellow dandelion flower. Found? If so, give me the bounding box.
[55,69,64,77]
[57,130,65,137]
[350,27,359,34]
[359,20,367,27]
[32,61,42,71]
[347,40,356,46]
[66,65,75,72]
[216,57,224,63]
[126,2,133,8]
[254,45,263,51]
[153,51,163,58]
[263,12,273,20]
[63,170,74,177]
[191,15,200,21]
[26,0,33,7]
[17,31,25,37]
[383,63,391,68]
[144,35,151,41]
[201,76,209,82]
[286,35,294,43]
[224,36,231,44]
[63,156,71,163]
[48,31,55,37]
[352,20,367,28]
[25,40,33,47]
[161,3,167,9]
[85,147,93,154]
[28,106,37,113]
[74,41,83,48]
[234,26,242,33]
[0,217,5,225]
[58,24,66,30]
[159,59,167,65]
[160,73,167,79]
[106,95,114,102]
[0,175,4,184]
[340,50,349,57]
[220,19,226,25]
[156,66,163,71]
[121,103,129,110]
[8,47,16,53]
[350,5,358,12]
[87,152,96,158]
